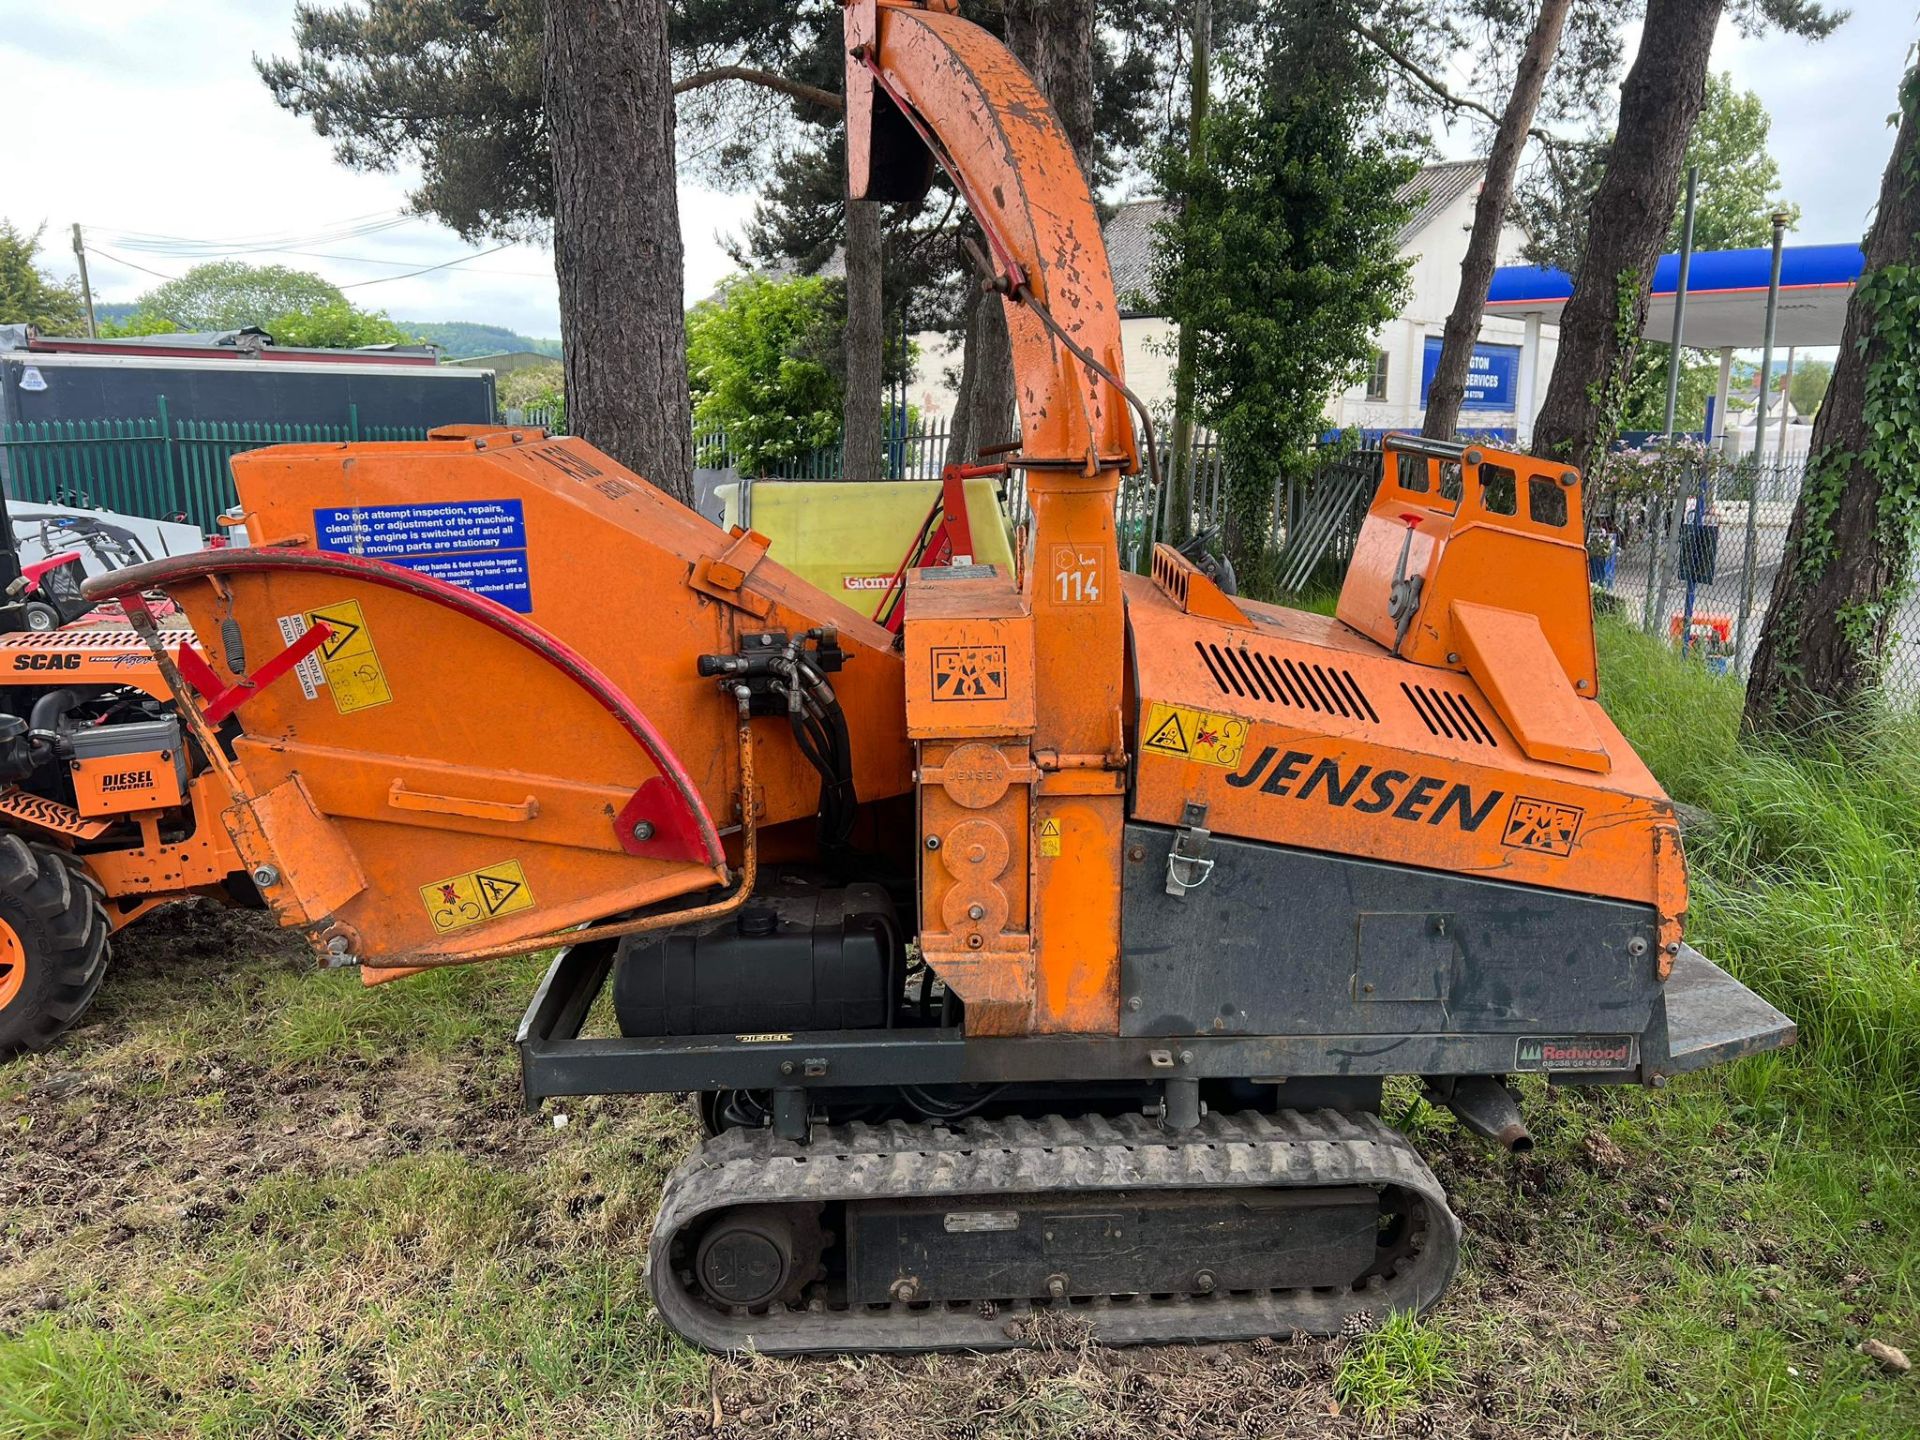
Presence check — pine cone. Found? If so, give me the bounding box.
[1340,1309,1375,1339]
[1409,1411,1442,1438]
[1720,1311,1739,1332]
[1548,1384,1575,1410]
[1646,1368,1674,1393]
[976,1298,997,1320]
[1252,1335,1277,1355]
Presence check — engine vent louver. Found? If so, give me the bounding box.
[1400,682,1499,747]
[1193,640,1379,723]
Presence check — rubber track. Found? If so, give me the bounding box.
[648,1108,1461,1354]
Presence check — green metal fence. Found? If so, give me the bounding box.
[0,398,430,533]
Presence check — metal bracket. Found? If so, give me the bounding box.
[1165,800,1214,899]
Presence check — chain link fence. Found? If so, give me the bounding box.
[1586,443,1919,705]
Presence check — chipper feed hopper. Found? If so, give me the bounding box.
[83,0,1793,1353]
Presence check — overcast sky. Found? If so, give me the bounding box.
[6,0,1913,344]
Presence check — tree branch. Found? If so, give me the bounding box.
[1350,21,1594,154]
[674,66,843,114]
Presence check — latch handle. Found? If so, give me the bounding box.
[387,780,539,823]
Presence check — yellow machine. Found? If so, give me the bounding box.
[53,0,1790,1352]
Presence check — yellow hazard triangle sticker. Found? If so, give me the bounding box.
[421,859,536,933]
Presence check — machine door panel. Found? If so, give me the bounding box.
[1120,823,1659,1038]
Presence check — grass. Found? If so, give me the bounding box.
[0,619,1916,1437]
[1333,1314,1458,1420]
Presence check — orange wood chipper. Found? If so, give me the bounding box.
[9,0,1798,1352]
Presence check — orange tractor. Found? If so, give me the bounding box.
[6,0,1792,1351]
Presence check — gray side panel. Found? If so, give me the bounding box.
[1121,823,1659,1038]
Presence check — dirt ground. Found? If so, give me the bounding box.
[1,904,1911,1440]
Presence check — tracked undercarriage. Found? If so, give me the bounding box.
[650,1110,1457,1354]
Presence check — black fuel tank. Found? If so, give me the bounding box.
[613,879,898,1037]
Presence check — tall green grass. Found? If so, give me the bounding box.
[1597,621,1920,1131]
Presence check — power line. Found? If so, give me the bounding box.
[82,210,414,255]
[82,239,535,291]
[85,247,184,282]
[337,243,516,288]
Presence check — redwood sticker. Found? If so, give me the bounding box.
[1515,1036,1635,1072]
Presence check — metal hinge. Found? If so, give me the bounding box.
[1165,800,1214,899]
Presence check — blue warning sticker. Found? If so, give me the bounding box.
[313,499,533,613]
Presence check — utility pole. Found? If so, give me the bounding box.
[1733,210,1789,675]
[1646,166,1698,635]
[1166,0,1210,547]
[71,224,97,338]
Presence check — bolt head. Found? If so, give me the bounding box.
[251,865,279,888]
[1126,995,1142,1012]
[1046,1275,1068,1299]
[1194,1269,1216,1293]
[924,835,941,850]
[1628,937,1649,957]
[325,935,351,956]
[631,820,655,842]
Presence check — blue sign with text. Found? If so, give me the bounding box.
[313,499,533,612]
[1419,337,1520,415]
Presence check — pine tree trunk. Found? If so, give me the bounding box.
[1167,0,1212,544]
[543,0,692,501]
[843,200,885,481]
[1742,81,1920,734]
[946,0,1096,464]
[1529,0,1721,475]
[1422,0,1570,440]
[1003,0,1097,156]
[946,281,1018,466]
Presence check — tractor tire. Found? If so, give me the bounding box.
[22,601,59,632]
[0,836,111,1058]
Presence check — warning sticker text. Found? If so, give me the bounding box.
[314,499,534,613]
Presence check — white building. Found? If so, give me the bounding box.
[908,159,1561,444]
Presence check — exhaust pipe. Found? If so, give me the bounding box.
[1428,1076,1533,1153]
